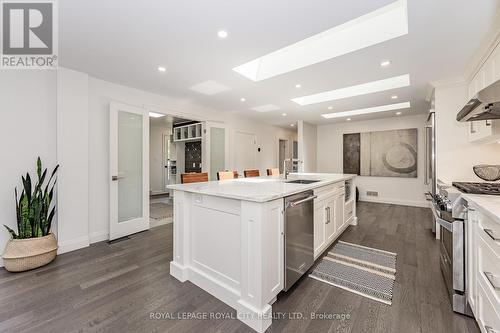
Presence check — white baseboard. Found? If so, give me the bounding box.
[359,196,430,208]
[89,230,109,243]
[57,235,90,254]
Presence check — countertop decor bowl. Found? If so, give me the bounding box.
[473,165,500,181]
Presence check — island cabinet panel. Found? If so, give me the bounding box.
[170,190,284,333]
[313,182,349,259]
[191,200,241,289]
[314,198,327,257]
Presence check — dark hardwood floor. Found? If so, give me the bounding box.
[0,202,479,333]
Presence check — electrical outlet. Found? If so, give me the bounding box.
[367,191,379,197]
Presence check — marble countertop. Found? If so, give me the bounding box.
[167,173,356,203]
[462,194,500,225]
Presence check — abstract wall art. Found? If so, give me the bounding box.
[343,128,418,178]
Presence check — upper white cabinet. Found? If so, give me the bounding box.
[173,123,202,142]
[468,42,500,144]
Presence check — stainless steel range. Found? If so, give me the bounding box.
[432,183,472,317]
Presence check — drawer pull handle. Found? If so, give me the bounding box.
[485,326,499,333]
[484,272,500,291]
[484,228,500,241]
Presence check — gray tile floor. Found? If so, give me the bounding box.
[0,202,479,333]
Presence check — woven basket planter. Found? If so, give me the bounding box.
[2,233,58,272]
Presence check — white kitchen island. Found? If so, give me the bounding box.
[167,173,357,332]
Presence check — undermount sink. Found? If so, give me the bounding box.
[286,179,320,185]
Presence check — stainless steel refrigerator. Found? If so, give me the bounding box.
[425,111,437,232]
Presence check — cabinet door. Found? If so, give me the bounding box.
[325,196,336,243]
[336,194,346,232]
[314,199,326,257]
[467,206,478,314]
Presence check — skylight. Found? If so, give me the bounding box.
[292,74,410,105]
[321,102,411,119]
[233,0,408,81]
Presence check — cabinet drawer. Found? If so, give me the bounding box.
[314,183,344,200]
[478,235,500,307]
[478,211,500,259]
[477,275,500,333]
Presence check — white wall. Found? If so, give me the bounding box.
[435,82,500,183]
[298,121,317,172]
[0,71,57,267]
[317,114,429,207]
[150,118,172,194]
[57,68,90,253]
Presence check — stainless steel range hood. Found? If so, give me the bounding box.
[457,79,500,121]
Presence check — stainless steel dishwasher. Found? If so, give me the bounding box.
[284,190,316,291]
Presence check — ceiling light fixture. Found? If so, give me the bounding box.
[157,66,166,72]
[189,80,231,95]
[217,30,228,39]
[282,113,287,117]
[322,101,410,119]
[328,106,333,110]
[292,74,410,105]
[250,104,281,112]
[233,0,408,81]
[149,112,165,118]
[290,124,295,127]
[396,111,402,115]
[380,60,391,67]
[391,95,398,99]
[295,84,301,88]
[346,118,352,121]
[240,97,246,102]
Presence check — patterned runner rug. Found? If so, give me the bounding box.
[309,241,397,305]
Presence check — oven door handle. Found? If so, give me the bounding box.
[436,217,453,232]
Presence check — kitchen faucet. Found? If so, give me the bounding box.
[283,158,301,179]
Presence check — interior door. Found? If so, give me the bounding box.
[109,102,149,240]
[203,122,227,181]
[235,131,256,174]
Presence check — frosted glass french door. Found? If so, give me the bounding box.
[109,102,149,240]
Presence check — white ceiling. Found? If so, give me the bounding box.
[59,0,499,127]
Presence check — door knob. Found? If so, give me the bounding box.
[112,175,124,181]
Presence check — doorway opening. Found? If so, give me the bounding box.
[149,115,201,227]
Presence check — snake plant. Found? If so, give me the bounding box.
[4,157,59,239]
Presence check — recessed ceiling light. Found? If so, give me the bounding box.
[157,66,166,72]
[328,106,333,110]
[149,112,165,118]
[233,0,408,81]
[346,118,352,121]
[295,84,301,88]
[292,74,410,106]
[290,124,295,127]
[217,30,228,39]
[282,113,287,117]
[250,104,281,112]
[322,102,410,119]
[380,60,391,67]
[396,111,402,115]
[391,95,398,99]
[240,97,246,102]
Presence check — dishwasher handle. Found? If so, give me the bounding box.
[288,195,317,208]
